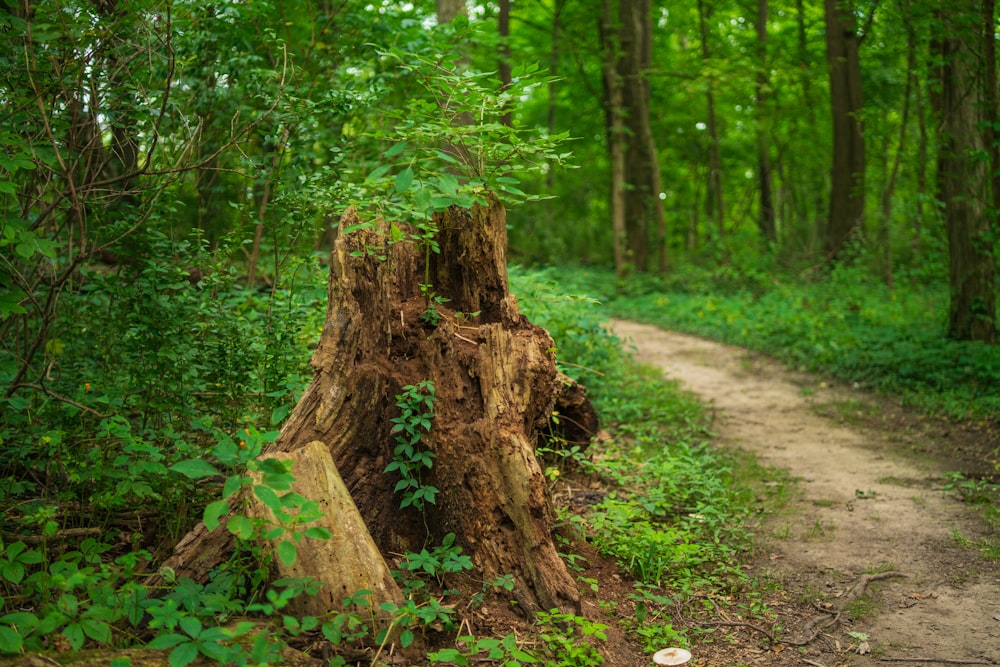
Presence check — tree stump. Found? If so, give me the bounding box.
[161,194,590,621]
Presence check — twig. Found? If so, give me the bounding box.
[454,332,478,345]
[802,660,829,667]
[839,571,907,599]
[782,610,841,647]
[9,383,112,418]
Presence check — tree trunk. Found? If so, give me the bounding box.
[601,0,628,277]
[754,0,776,245]
[698,0,726,238]
[499,0,512,127]
[161,196,588,623]
[823,0,866,259]
[617,0,666,271]
[932,4,998,342]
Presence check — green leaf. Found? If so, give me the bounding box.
[222,474,243,499]
[270,404,290,425]
[1,561,24,584]
[367,164,391,182]
[226,515,255,540]
[253,484,282,514]
[81,618,112,644]
[203,499,229,531]
[63,623,85,651]
[400,628,414,648]
[110,658,132,667]
[277,539,297,567]
[384,142,409,158]
[304,526,332,540]
[0,626,22,654]
[394,167,414,195]
[168,641,199,667]
[170,459,219,479]
[179,616,201,639]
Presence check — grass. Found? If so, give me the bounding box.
[539,264,1000,421]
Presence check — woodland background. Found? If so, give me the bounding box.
[1,0,999,664]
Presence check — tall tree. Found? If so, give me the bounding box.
[616,0,668,271]
[753,0,777,244]
[600,0,628,277]
[931,2,998,342]
[697,0,726,237]
[823,0,866,258]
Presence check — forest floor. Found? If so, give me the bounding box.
[603,319,1000,667]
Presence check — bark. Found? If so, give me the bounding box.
[823,0,866,259]
[617,0,667,271]
[698,0,726,237]
[932,4,997,342]
[600,0,628,277]
[246,442,403,620]
[499,0,512,127]
[161,196,589,619]
[754,0,777,245]
[983,0,999,248]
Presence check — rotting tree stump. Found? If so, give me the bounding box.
[161,194,593,622]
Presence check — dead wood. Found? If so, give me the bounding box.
[159,194,588,620]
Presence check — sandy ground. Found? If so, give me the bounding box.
[608,319,1000,666]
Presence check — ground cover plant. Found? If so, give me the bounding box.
[536,261,1000,558]
[0,262,775,664]
[550,263,1000,422]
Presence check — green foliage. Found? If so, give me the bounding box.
[535,610,608,667]
[386,380,440,512]
[509,267,622,383]
[430,633,540,666]
[398,533,473,582]
[572,263,1000,419]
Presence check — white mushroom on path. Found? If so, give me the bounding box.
[652,647,692,666]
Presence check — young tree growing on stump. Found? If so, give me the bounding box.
[159,38,587,642]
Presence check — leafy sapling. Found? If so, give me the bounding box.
[386,381,439,511]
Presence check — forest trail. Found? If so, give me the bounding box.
[608,319,1000,666]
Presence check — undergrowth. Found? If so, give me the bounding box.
[0,263,766,664]
[541,263,1000,421]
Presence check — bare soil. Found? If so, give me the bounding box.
[607,319,1000,667]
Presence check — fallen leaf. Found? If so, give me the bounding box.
[856,641,871,655]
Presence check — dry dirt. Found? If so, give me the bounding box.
[607,319,1000,667]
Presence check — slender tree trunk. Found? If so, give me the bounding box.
[915,42,929,249]
[698,0,725,237]
[878,6,916,287]
[498,0,512,127]
[932,4,997,342]
[754,0,776,245]
[246,130,288,289]
[600,0,628,277]
[982,0,1000,240]
[546,0,564,194]
[823,0,866,259]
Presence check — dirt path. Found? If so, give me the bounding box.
[608,319,1000,666]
